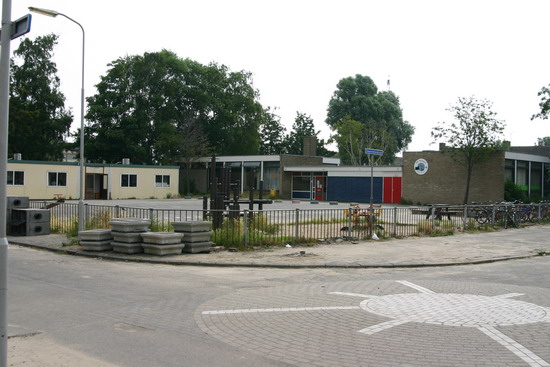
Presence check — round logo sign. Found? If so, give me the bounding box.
[414,159,428,175]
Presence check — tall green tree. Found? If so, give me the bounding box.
[330,116,392,165]
[431,96,505,204]
[85,50,265,164]
[9,34,72,160]
[178,116,211,195]
[536,136,550,146]
[284,112,331,156]
[326,74,414,163]
[259,107,287,155]
[532,83,550,120]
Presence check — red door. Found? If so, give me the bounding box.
[383,177,402,203]
[314,176,325,201]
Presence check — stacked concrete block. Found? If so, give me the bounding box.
[109,218,150,254]
[6,196,50,236]
[9,207,50,236]
[7,196,29,224]
[141,232,185,256]
[172,221,214,254]
[79,229,113,251]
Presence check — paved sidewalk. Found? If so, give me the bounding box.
[7,225,550,268]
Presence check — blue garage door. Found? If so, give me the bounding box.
[326,177,383,203]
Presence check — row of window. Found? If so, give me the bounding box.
[7,171,171,188]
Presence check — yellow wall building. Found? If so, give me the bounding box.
[7,160,180,200]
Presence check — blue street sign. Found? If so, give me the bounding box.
[364,148,384,155]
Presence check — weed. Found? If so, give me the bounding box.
[417,220,455,236]
[62,238,79,247]
[149,218,173,232]
[86,210,114,230]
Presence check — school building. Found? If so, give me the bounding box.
[7,158,180,200]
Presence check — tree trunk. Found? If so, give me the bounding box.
[463,160,474,205]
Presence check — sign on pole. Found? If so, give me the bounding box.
[364,148,384,156]
[363,147,383,239]
[0,14,32,42]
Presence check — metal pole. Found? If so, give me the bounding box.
[369,156,374,237]
[59,14,86,232]
[0,1,13,364]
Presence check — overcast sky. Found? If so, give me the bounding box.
[9,0,550,153]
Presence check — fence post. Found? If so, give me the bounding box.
[295,208,300,243]
[115,205,120,218]
[463,205,468,229]
[492,204,496,225]
[347,210,352,237]
[84,203,89,230]
[430,204,435,230]
[392,207,397,237]
[243,209,248,247]
[538,203,542,223]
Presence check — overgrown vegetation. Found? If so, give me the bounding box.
[504,180,527,202]
[211,215,299,249]
[416,220,455,236]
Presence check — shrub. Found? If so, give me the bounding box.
[504,180,526,202]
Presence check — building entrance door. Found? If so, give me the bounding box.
[314,176,326,201]
[85,174,108,199]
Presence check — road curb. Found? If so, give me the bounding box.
[8,239,538,269]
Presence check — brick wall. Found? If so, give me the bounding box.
[402,151,505,204]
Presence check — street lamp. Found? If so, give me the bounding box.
[29,7,86,231]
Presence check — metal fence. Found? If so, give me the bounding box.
[29,201,550,247]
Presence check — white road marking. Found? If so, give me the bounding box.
[358,319,409,335]
[478,326,550,367]
[397,280,436,294]
[201,280,550,366]
[328,292,377,298]
[202,306,360,315]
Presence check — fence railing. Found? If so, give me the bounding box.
[29,201,550,247]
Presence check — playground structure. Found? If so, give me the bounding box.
[343,204,383,225]
[205,156,273,229]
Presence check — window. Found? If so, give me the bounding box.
[292,176,311,191]
[48,172,67,186]
[121,174,137,187]
[155,175,170,187]
[7,171,24,185]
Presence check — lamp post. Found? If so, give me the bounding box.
[29,7,86,231]
[1,3,14,365]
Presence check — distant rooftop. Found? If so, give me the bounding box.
[508,146,550,157]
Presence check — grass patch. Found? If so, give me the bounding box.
[149,218,173,232]
[211,216,318,249]
[417,220,456,236]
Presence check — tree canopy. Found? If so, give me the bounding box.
[84,50,265,164]
[259,108,287,155]
[326,74,414,163]
[532,83,550,120]
[284,112,332,156]
[431,96,505,204]
[9,34,72,160]
[329,116,391,165]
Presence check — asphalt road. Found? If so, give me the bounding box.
[7,244,550,366]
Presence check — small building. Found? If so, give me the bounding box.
[402,145,550,204]
[7,158,179,200]
[189,155,402,203]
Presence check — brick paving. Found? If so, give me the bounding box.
[195,280,550,366]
